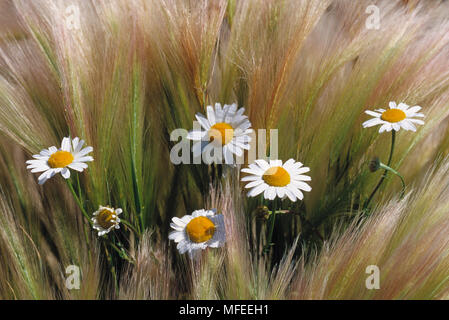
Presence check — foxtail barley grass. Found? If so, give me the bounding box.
[1,0,449,299]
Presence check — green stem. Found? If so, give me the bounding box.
[65,178,91,224]
[364,130,396,209]
[65,178,91,248]
[120,219,140,236]
[379,163,406,199]
[264,199,277,254]
[108,241,134,264]
[103,241,118,296]
[76,173,82,204]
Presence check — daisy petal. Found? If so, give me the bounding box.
[365,110,381,117]
[247,183,267,197]
[61,167,71,179]
[61,137,71,152]
[76,146,93,157]
[206,105,216,126]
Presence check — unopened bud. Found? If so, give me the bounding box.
[254,205,269,221]
[369,157,381,172]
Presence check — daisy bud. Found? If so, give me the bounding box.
[369,157,381,172]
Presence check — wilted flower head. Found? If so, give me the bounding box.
[92,205,122,236]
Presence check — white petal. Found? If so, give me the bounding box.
[244,179,264,189]
[39,149,51,156]
[195,114,211,130]
[269,159,283,167]
[295,167,310,175]
[223,145,234,164]
[282,159,296,170]
[293,181,312,192]
[37,171,50,183]
[170,223,184,231]
[235,120,251,131]
[31,165,50,173]
[408,118,424,125]
[38,169,56,184]
[241,175,261,182]
[230,144,243,157]
[192,209,207,217]
[397,103,408,110]
[26,159,46,166]
[264,187,275,200]
[291,162,304,169]
[405,106,421,115]
[365,110,381,117]
[285,189,297,202]
[233,140,250,150]
[379,123,391,133]
[169,231,185,243]
[32,154,49,160]
[214,103,224,122]
[171,217,187,227]
[206,105,216,125]
[363,118,383,128]
[75,146,93,157]
[75,139,85,153]
[228,103,237,114]
[61,137,71,152]
[247,183,267,197]
[72,137,79,150]
[68,162,87,172]
[177,242,189,254]
[276,187,286,198]
[187,130,207,141]
[241,168,264,175]
[254,159,270,171]
[75,156,94,162]
[289,187,304,201]
[236,107,245,117]
[61,167,71,179]
[293,174,312,181]
[235,134,251,144]
[400,120,416,132]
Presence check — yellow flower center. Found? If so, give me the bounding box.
[208,122,234,145]
[47,151,74,168]
[96,209,117,230]
[381,109,406,123]
[185,216,216,243]
[262,166,291,187]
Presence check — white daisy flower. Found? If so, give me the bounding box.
[187,103,252,164]
[241,159,312,201]
[362,102,425,133]
[169,209,226,258]
[26,137,94,184]
[92,205,122,236]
